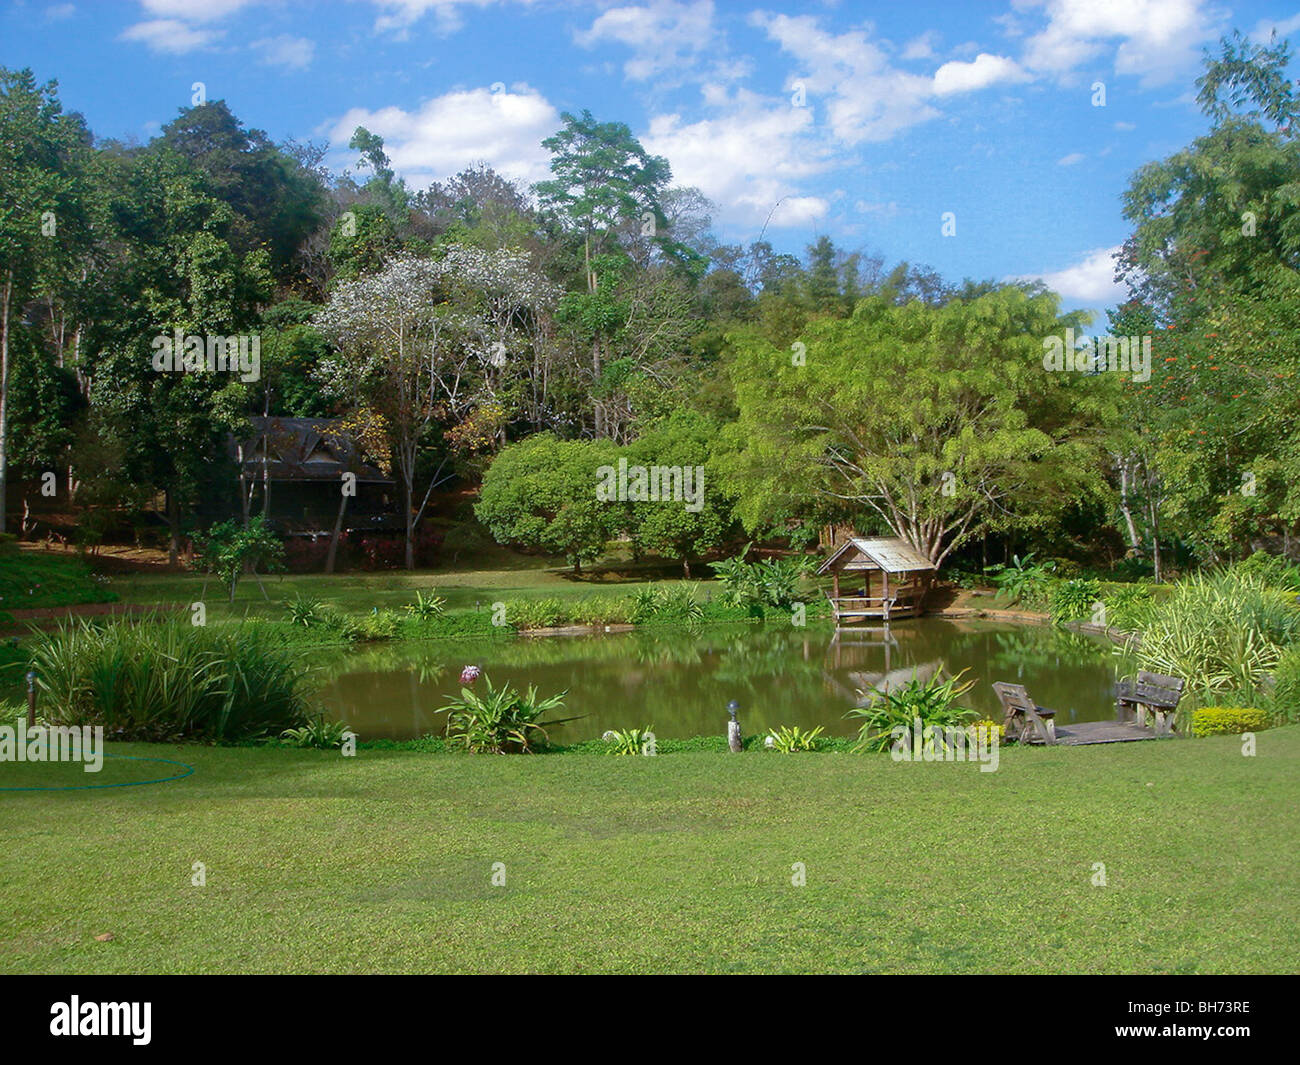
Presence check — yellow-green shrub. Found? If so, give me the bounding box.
[1191,707,1270,737]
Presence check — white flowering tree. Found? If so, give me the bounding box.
[313,247,557,568]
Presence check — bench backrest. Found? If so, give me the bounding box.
[1132,671,1185,708]
[992,682,1034,717]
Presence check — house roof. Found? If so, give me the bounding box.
[816,536,938,575]
[235,417,393,485]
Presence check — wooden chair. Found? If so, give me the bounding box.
[1115,671,1185,736]
[992,682,1057,745]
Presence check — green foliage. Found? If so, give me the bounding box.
[1126,570,1300,703]
[510,597,565,630]
[194,517,285,604]
[1099,582,1155,631]
[475,433,620,572]
[357,609,402,641]
[603,726,656,755]
[1190,706,1271,737]
[30,617,310,742]
[1236,551,1300,592]
[404,591,446,620]
[708,553,811,610]
[1269,642,1300,724]
[1050,578,1102,624]
[847,670,977,753]
[286,594,325,627]
[984,553,1057,609]
[279,715,352,749]
[719,287,1119,565]
[764,724,824,752]
[436,674,573,753]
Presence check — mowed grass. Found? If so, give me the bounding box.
[109,563,691,620]
[2,729,1297,974]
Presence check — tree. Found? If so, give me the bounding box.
[718,286,1119,566]
[195,516,285,603]
[0,68,86,533]
[1117,30,1300,561]
[625,410,733,577]
[314,247,557,568]
[475,432,620,572]
[536,110,673,436]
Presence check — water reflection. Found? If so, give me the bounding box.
[307,619,1130,742]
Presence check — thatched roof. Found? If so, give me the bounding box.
[816,536,937,575]
[235,417,393,485]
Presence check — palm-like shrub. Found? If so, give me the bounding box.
[847,669,977,753]
[436,674,573,753]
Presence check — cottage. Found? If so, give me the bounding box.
[816,535,937,623]
[233,417,399,536]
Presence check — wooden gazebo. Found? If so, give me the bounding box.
[817,536,937,624]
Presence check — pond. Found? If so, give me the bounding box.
[310,618,1132,743]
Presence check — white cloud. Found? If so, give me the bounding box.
[252,35,315,70]
[576,0,716,82]
[139,0,251,20]
[1019,0,1223,86]
[1114,120,1137,130]
[367,0,504,37]
[326,85,559,188]
[932,53,1030,95]
[45,3,75,20]
[1057,151,1086,165]
[1029,245,1127,303]
[643,86,833,227]
[1251,14,1300,41]
[120,18,220,53]
[900,31,938,61]
[752,12,939,144]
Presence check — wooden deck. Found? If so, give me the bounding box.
[1052,720,1181,746]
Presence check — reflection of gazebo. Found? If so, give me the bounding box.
[817,536,937,624]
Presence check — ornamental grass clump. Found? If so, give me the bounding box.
[30,616,310,742]
[1125,570,1300,704]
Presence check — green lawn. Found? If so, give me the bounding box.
[2,727,1296,974]
[109,561,692,619]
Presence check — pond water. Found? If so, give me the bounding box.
[310,618,1132,743]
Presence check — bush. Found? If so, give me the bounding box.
[511,597,565,630]
[763,724,824,752]
[1269,643,1300,724]
[31,617,310,742]
[983,553,1055,609]
[847,670,977,753]
[436,673,573,753]
[602,726,656,755]
[1191,707,1271,737]
[357,609,401,641]
[1127,570,1299,703]
[1100,582,1154,631]
[1050,577,1102,624]
[570,595,632,626]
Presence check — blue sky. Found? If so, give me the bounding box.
[4,0,1300,320]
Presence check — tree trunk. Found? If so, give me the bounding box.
[166,487,180,567]
[325,488,349,574]
[682,558,691,579]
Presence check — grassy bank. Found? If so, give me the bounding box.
[1,727,1296,974]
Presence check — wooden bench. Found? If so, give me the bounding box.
[992,682,1057,746]
[1115,671,1185,736]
